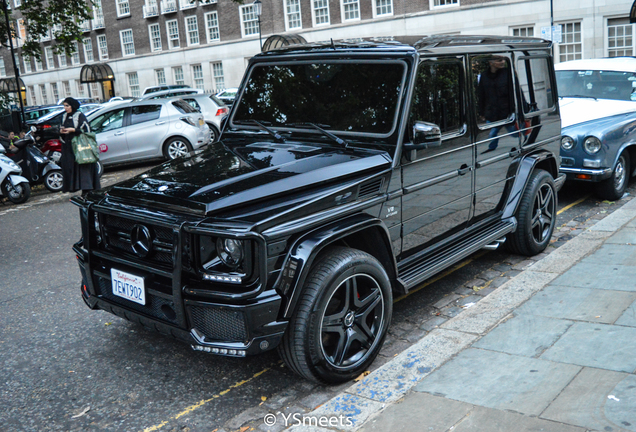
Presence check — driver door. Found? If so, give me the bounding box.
[90,108,129,164]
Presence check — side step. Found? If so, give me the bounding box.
[482,238,507,250]
[397,220,515,291]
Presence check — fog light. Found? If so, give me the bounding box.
[202,273,242,284]
[575,174,592,180]
[583,159,601,168]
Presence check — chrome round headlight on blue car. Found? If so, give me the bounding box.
[583,136,602,154]
[561,136,575,151]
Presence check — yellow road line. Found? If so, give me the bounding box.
[557,195,590,215]
[142,367,270,432]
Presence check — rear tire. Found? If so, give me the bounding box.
[2,179,30,204]
[506,169,556,256]
[207,123,220,142]
[595,151,629,201]
[96,161,104,178]
[163,137,193,160]
[44,170,63,192]
[278,247,392,384]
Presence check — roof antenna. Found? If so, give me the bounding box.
[331,38,335,50]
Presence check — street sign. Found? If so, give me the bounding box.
[541,25,562,43]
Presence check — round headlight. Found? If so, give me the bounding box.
[583,136,602,154]
[216,238,244,268]
[561,136,575,151]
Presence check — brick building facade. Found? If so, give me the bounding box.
[0,0,634,106]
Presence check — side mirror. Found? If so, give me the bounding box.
[403,121,442,153]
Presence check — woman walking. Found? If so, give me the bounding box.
[59,97,100,196]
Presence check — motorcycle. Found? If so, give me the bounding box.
[0,146,30,204]
[40,137,103,178]
[10,128,64,192]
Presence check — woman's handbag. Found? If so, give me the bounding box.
[72,132,100,164]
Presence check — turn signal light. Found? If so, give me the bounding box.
[215,108,228,116]
[575,174,592,180]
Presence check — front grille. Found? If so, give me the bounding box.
[96,276,179,325]
[359,178,383,198]
[189,306,247,342]
[100,214,175,267]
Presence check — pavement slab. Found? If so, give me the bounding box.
[551,262,636,292]
[541,322,636,373]
[413,348,581,416]
[515,285,636,323]
[578,243,636,266]
[472,313,573,357]
[541,367,635,432]
[452,405,586,432]
[616,300,636,327]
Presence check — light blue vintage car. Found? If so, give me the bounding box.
[555,58,636,200]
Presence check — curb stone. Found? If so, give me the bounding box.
[286,197,636,431]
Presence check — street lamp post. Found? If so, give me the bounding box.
[1,0,25,129]
[253,0,262,51]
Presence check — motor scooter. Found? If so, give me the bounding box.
[9,128,63,192]
[0,146,30,204]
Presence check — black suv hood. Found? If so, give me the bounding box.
[107,141,391,215]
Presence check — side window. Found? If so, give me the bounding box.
[130,105,162,125]
[516,56,556,115]
[183,98,201,112]
[409,59,464,136]
[90,109,125,133]
[472,55,515,127]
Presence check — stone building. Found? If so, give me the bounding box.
[0,0,634,105]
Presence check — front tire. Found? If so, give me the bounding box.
[278,247,392,384]
[163,137,193,160]
[2,179,31,204]
[44,170,63,192]
[506,169,556,256]
[596,151,630,201]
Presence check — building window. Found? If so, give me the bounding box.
[77,81,86,97]
[35,56,43,71]
[29,85,36,105]
[608,18,633,57]
[117,0,130,17]
[156,68,166,85]
[173,66,184,85]
[341,0,360,21]
[149,23,162,52]
[127,72,140,97]
[23,56,32,73]
[97,35,108,60]
[40,85,48,105]
[167,20,180,49]
[83,38,94,62]
[44,46,55,69]
[63,81,71,97]
[312,0,330,26]
[374,0,392,17]
[51,82,59,102]
[90,82,100,100]
[93,0,105,27]
[285,0,302,30]
[240,4,260,37]
[71,42,80,65]
[512,26,534,37]
[205,12,220,43]
[17,19,26,47]
[0,57,4,76]
[432,0,459,6]
[559,21,582,62]
[120,29,135,56]
[212,62,224,89]
[192,64,204,89]
[58,53,67,68]
[185,16,199,46]
[14,0,21,7]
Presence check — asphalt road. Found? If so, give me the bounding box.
[0,163,631,432]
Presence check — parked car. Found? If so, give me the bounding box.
[24,105,63,122]
[56,97,99,105]
[87,97,211,165]
[108,96,136,103]
[177,94,228,142]
[72,35,563,384]
[142,84,192,95]
[138,88,203,101]
[28,103,103,144]
[556,58,636,200]
[215,87,238,106]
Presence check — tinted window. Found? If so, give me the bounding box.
[234,62,406,134]
[517,57,556,114]
[472,55,515,126]
[130,105,162,125]
[209,95,225,106]
[172,99,197,114]
[183,99,201,112]
[90,109,125,132]
[556,69,636,101]
[410,59,464,134]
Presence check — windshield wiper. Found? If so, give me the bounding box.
[560,95,598,101]
[235,120,286,143]
[288,122,349,149]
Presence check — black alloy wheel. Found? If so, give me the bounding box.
[1,179,31,204]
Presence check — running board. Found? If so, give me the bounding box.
[482,238,507,250]
[397,220,516,291]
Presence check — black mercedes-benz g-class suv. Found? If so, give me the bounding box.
[72,35,564,384]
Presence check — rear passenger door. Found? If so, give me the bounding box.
[125,104,167,160]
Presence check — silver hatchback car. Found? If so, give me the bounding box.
[88,98,211,165]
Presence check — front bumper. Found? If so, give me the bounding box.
[560,167,613,182]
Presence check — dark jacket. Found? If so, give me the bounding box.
[477,68,512,122]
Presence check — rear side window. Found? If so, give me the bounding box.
[472,55,515,127]
[209,95,225,106]
[183,99,201,112]
[517,57,556,114]
[130,105,162,125]
[172,99,197,114]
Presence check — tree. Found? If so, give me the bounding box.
[0,0,96,60]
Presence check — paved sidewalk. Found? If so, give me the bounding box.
[285,198,636,432]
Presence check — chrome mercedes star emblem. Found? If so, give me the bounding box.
[131,224,153,258]
[158,185,169,192]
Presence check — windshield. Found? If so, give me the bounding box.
[556,70,636,101]
[233,61,406,135]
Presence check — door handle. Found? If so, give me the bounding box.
[155,121,166,125]
[457,164,471,176]
[114,131,124,136]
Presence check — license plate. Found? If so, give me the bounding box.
[199,118,204,126]
[111,268,146,305]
